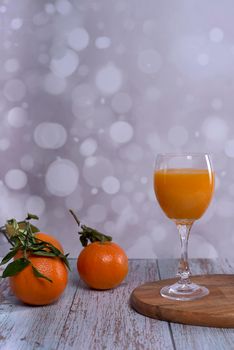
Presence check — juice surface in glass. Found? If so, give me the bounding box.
[154,168,215,220]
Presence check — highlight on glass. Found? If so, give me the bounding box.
[154,153,215,301]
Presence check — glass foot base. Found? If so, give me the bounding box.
[160,282,209,301]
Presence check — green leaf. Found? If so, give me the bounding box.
[79,226,112,246]
[10,236,21,247]
[0,227,14,246]
[26,213,39,221]
[1,213,71,280]
[61,255,71,271]
[80,236,88,247]
[69,210,112,247]
[18,229,27,234]
[32,265,52,283]
[29,244,48,251]
[46,243,63,256]
[30,224,40,233]
[1,258,30,278]
[46,243,71,270]
[6,220,19,237]
[17,222,39,234]
[0,249,18,265]
[32,251,56,257]
[13,219,19,230]
[33,239,71,270]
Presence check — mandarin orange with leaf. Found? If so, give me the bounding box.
[0,214,70,306]
[10,233,68,305]
[77,241,128,289]
[70,210,128,290]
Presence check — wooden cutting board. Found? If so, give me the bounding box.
[130,274,234,328]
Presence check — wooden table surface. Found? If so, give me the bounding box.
[1,258,234,350]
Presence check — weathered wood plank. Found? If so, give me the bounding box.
[0,260,78,350]
[57,260,174,350]
[158,258,234,350]
[2,259,234,350]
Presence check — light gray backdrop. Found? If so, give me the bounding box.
[0,0,233,259]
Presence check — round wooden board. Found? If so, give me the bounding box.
[130,274,234,328]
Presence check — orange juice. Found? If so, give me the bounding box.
[154,169,214,221]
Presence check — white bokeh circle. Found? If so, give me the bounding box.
[95,36,111,49]
[11,18,23,30]
[110,121,133,144]
[7,107,27,128]
[96,63,123,94]
[55,0,72,15]
[34,122,67,149]
[209,27,224,43]
[102,176,120,194]
[44,3,55,14]
[0,6,6,13]
[4,58,20,73]
[79,138,97,157]
[5,169,27,190]
[45,159,79,196]
[67,27,89,51]
[50,49,79,78]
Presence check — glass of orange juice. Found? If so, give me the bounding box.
[154,153,215,301]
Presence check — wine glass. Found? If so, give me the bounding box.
[154,153,215,301]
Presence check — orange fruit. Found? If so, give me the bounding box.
[10,233,68,305]
[77,241,128,290]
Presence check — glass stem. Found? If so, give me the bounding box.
[176,222,193,285]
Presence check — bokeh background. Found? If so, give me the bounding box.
[0,0,234,259]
